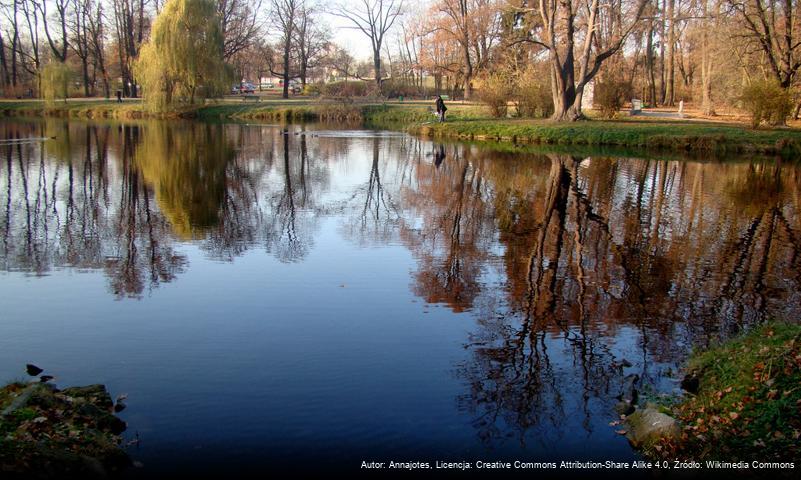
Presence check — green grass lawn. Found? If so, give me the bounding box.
[411,117,801,156]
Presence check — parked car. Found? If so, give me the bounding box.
[241,83,256,94]
[231,85,241,94]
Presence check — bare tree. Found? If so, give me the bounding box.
[20,0,41,77]
[729,0,801,89]
[330,0,404,90]
[514,0,649,121]
[699,0,719,115]
[0,29,7,86]
[294,1,329,88]
[436,0,474,98]
[0,0,22,88]
[326,43,355,79]
[218,0,262,60]
[68,0,92,95]
[268,0,300,98]
[86,0,109,97]
[37,0,70,62]
[393,14,423,88]
[434,0,500,99]
[111,0,146,97]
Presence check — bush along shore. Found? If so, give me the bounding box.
[3,100,801,156]
[618,322,801,466]
[0,366,131,478]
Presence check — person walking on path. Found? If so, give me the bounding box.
[435,95,447,122]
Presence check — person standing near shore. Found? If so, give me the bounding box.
[435,95,447,122]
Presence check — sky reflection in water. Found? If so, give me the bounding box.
[1,119,800,474]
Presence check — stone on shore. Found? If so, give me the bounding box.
[625,406,681,448]
[0,380,130,478]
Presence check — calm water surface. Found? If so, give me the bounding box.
[1,119,800,475]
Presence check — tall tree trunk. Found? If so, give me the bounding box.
[550,7,580,122]
[82,56,90,97]
[462,42,473,100]
[700,0,715,115]
[11,0,18,86]
[0,32,9,86]
[282,37,291,99]
[373,48,382,90]
[665,0,675,106]
[659,0,666,104]
[646,24,656,106]
[551,59,586,121]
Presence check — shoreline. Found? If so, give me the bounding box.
[2,99,801,157]
[1,376,130,477]
[628,322,801,463]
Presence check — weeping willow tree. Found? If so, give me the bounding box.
[41,62,72,106]
[134,0,231,111]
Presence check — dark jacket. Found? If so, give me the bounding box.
[436,97,447,113]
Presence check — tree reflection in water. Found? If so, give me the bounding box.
[2,122,801,449]
[0,121,330,296]
[0,121,187,298]
[391,143,801,448]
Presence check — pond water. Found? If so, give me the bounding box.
[1,119,800,475]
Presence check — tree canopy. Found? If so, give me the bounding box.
[135,0,231,110]
[40,61,71,106]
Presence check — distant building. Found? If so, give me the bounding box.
[258,76,282,88]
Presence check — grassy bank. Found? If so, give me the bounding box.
[411,118,801,156]
[648,322,801,462]
[0,99,484,124]
[3,99,801,156]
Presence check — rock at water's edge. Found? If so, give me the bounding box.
[625,407,681,448]
[1,381,130,477]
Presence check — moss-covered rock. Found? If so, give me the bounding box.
[625,406,681,448]
[0,380,130,478]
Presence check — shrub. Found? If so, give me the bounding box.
[594,77,631,119]
[40,62,71,106]
[380,78,424,99]
[740,80,794,128]
[304,83,324,96]
[322,80,369,98]
[477,72,512,118]
[514,67,553,118]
